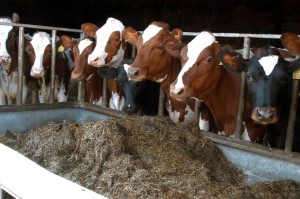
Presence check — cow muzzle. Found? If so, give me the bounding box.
[0,55,11,65]
[251,107,278,124]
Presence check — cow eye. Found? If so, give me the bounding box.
[206,56,213,62]
[157,45,163,49]
[114,37,119,42]
[247,73,255,82]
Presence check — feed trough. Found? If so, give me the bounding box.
[0,102,300,199]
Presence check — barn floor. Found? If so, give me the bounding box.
[1,116,300,199]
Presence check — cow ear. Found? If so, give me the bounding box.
[81,23,99,38]
[218,45,246,72]
[12,13,19,32]
[280,32,300,57]
[123,27,140,45]
[163,36,185,58]
[170,28,183,41]
[60,35,78,49]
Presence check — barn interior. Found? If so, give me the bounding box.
[1,1,300,198]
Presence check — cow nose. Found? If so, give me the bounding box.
[257,109,274,119]
[251,107,278,124]
[123,104,137,114]
[0,56,10,63]
[127,68,139,78]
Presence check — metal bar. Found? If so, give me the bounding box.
[234,37,251,139]
[285,79,299,152]
[158,87,165,116]
[17,27,25,105]
[102,79,108,107]
[77,32,86,102]
[49,30,57,103]
[194,100,201,122]
[0,22,81,33]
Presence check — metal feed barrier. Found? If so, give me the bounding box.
[0,21,300,198]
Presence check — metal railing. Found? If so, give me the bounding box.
[0,21,299,154]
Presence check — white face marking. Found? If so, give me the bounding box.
[30,32,51,74]
[89,17,125,67]
[259,55,279,76]
[142,24,162,44]
[0,18,13,67]
[78,38,93,55]
[174,31,216,92]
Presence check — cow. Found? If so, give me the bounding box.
[123,21,216,131]
[0,13,38,105]
[169,31,267,143]
[60,34,160,114]
[218,41,300,150]
[25,31,71,103]
[79,17,125,69]
[58,35,125,109]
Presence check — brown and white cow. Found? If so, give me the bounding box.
[124,22,215,131]
[169,31,267,142]
[26,32,71,103]
[82,17,125,69]
[0,13,38,105]
[59,35,125,109]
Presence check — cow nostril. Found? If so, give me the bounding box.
[177,88,184,95]
[133,70,139,76]
[257,109,274,119]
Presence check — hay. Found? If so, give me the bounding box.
[1,116,300,199]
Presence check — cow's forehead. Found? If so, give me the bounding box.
[0,18,12,36]
[258,55,279,76]
[174,31,216,90]
[31,32,51,51]
[142,24,163,44]
[78,38,93,55]
[96,17,124,38]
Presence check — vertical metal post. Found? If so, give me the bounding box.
[77,32,86,102]
[0,188,3,199]
[131,45,136,58]
[194,100,201,122]
[285,79,299,152]
[234,37,251,139]
[17,27,25,105]
[158,87,165,116]
[102,79,108,107]
[49,30,57,103]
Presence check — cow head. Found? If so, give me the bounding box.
[26,32,52,78]
[0,13,19,70]
[123,21,184,82]
[218,44,300,125]
[82,18,125,68]
[169,31,222,101]
[60,35,97,81]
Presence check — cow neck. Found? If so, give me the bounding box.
[159,57,182,93]
[203,67,242,135]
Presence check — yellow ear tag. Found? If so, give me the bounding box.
[57,45,64,52]
[293,68,300,79]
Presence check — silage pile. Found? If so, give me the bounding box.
[1,116,300,199]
